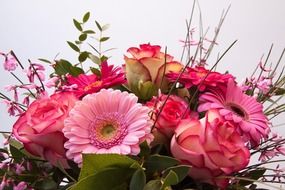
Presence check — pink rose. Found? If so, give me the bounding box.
[13,92,78,168]
[147,94,198,137]
[171,109,250,188]
[125,44,183,93]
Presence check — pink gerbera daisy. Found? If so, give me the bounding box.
[167,66,234,91]
[63,89,153,165]
[66,61,125,98]
[198,79,270,147]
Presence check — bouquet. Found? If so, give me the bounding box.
[0,9,285,190]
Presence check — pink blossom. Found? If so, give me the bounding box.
[13,182,27,190]
[256,77,272,94]
[2,55,18,71]
[199,79,270,147]
[45,76,59,88]
[2,99,23,116]
[15,163,25,175]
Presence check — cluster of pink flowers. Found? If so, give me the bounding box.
[1,43,282,189]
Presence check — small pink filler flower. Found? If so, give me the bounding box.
[63,89,153,165]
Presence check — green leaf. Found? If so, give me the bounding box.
[138,141,151,158]
[75,40,82,45]
[34,179,58,190]
[238,169,266,186]
[67,41,80,52]
[162,165,190,183]
[145,155,179,174]
[100,55,108,62]
[38,58,51,63]
[90,67,101,76]
[72,167,134,190]
[161,170,179,189]
[83,30,96,34]
[54,59,73,75]
[95,20,102,31]
[130,168,146,190]
[9,145,25,162]
[100,37,110,42]
[79,154,139,181]
[73,19,82,31]
[69,66,84,77]
[143,180,162,190]
[274,87,285,95]
[82,12,90,23]
[88,54,101,65]
[79,33,87,41]
[78,51,89,62]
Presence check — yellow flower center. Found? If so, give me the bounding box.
[84,81,103,91]
[100,124,116,139]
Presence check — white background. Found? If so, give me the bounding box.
[0,1,284,187]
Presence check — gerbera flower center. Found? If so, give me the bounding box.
[100,124,117,139]
[227,103,248,119]
[88,112,128,149]
[84,81,103,91]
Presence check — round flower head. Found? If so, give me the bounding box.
[63,89,153,165]
[198,79,270,147]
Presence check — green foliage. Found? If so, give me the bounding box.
[143,180,162,190]
[67,41,80,52]
[54,59,84,76]
[79,33,87,41]
[100,37,110,42]
[82,12,90,23]
[144,155,179,174]
[78,154,140,180]
[78,51,89,62]
[73,19,82,31]
[131,81,158,101]
[130,168,146,190]
[238,169,266,186]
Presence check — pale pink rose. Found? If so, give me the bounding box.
[146,94,198,137]
[125,44,183,93]
[13,92,78,168]
[171,109,250,188]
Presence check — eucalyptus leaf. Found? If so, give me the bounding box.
[38,58,51,63]
[78,51,89,62]
[79,33,87,41]
[69,66,84,77]
[73,19,82,31]
[67,41,80,52]
[101,24,110,31]
[54,59,73,75]
[82,12,90,23]
[88,54,101,65]
[100,37,110,42]
[95,20,102,31]
[90,67,101,76]
[83,30,96,34]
